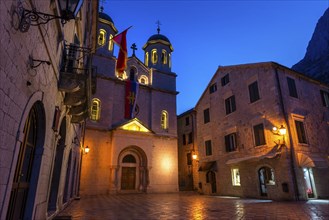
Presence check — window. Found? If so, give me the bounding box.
[225,95,236,115]
[225,133,237,152]
[187,153,192,165]
[145,52,149,67]
[122,154,136,163]
[203,108,210,124]
[320,90,329,107]
[248,81,260,103]
[295,120,307,144]
[209,83,217,94]
[259,166,275,185]
[253,123,266,146]
[98,29,106,46]
[231,168,241,186]
[205,140,212,156]
[129,68,136,81]
[168,53,171,68]
[139,75,148,85]
[182,134,186,145]
[90,98,101,121]
[161,50,167,64]
[188,132,193,144]
[221,74,229,86]
[108,34,113,51]
[161,110,168,130]
[185,116,190,126]
[151,49,158,64]
[287,77,298,98]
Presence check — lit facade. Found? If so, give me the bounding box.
[80,12,179,195]
[194,62,329,200]
[0,1,97,219]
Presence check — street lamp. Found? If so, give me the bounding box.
[12,0,84,32]
[84,145,90,154]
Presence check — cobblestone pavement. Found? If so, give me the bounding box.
[56,192,329,220]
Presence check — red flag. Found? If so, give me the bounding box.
[112,27,131,75]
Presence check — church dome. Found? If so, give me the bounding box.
[147,34,171,44]
[99,12,114,24]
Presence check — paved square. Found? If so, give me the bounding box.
[57,193,329,220]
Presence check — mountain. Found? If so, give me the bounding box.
[292,8,329,84]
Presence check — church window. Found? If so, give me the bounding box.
[129,68,136,81]
[90,98,101,121]
[161,50,167,64]
[108,34,113,51]
[98,29,106,46]
[139,75,148,85]
[168,53,171,68]
[145,52,149,67]
[122,154,136,163]
[161,110,169,130]
[151,49,158,64]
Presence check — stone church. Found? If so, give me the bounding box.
[80,10,179,195]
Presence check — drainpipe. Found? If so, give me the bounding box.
[274,66,299,201]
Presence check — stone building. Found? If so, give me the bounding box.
[0,1,97,219]
[194,62,329,200]
[177,109,199,191]
[79,11,179,195]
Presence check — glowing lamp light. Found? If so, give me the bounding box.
[279,125,287,135]
[192,154,198,160]
[84,146,90,154]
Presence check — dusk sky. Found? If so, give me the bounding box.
[103,1,329,114]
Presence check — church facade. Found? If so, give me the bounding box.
[80,12,179,195]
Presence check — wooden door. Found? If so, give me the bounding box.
[121,167,136,190]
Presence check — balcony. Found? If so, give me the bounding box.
[58,43,96,124]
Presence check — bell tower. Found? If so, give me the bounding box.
[143,22,174,73]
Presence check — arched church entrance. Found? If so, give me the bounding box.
[6,101,45,220]
[118,146,148,192]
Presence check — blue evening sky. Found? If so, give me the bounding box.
[103,1,328,115]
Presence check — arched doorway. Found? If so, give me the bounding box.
[47,117,67,213]
[118,146,148,192]
[6,101,45,220]
[258,166,275,197]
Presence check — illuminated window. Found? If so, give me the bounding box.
[161,110,168,130]
[231,168,241,186]
[98,29,106,46]
[161,50,167,64]
[151,49,158,64]
[139,75,148,85]
[168,53,171,68]
[108,34,113,51]
[90,98,101,121]
[145,52,149,66]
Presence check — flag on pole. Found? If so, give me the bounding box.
[112,27,131,75]
[124,80,139,119]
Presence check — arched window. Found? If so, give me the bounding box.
[168,53,171,68]
[139,75,148,85]
[90,98,101,121]
[98,29,106,46]
[129,68,136,81]
[161,110,169,130]
[151,49,158,64]
[122,154,136,163]
[108,34,113,51]
[161,50,167,64]
[259,166,275,185]
[145,52,149,67]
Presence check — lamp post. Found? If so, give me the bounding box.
[272,125,287,143]
[12,0,84,32]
